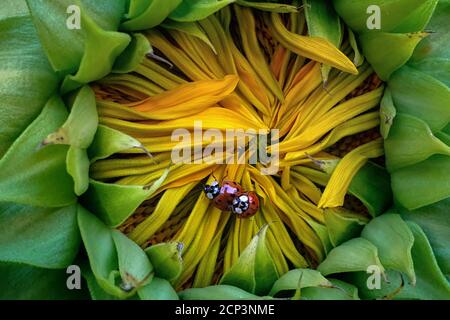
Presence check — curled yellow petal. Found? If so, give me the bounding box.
[318,138,384,209]
[127,75,239,119]
[284,112,380,163]
[100,106,268,137]
[129,182,197,245]
[267,12,358,75]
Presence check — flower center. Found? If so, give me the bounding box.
[92,6,384,290]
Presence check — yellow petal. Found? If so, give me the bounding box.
[260,203,308,268]
[291,171,323,204]
[115,76,238,121]
[268,12,358,75]
[192,218,226,287]
[279,87,383,152]
[100,106,268,137]
[285,65,373,141]
[318,138,384,208]
[128,182,197,245]
[284,112,380,162]
[234,6,284,102]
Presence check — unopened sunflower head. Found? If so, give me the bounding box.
[91,5,384,290]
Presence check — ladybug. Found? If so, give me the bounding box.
[204,180,243,211]
[231,191,259,218]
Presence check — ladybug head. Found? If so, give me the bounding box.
[231,194,250,215]
[204,181,220,200]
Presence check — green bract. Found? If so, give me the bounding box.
[304,0,343,82]
[335,0,450,211]
[220,225,279,295]
[269,269,332,297]
[0,7,59,157]
[145,242,183,282]
[0,203,80,269]
[0,96,75,207]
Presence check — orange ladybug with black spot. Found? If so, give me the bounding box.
[203,180,243,211]
[231,191,259,218]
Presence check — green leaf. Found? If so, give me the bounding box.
[113,33,151,73]
[411,1,450,63]
[42,87,97,196]
[269,269,332,297]
[348,162,393,217]
[333,0,435,33]
[138,277,179,300]
[361,214,415,285]
[0,203,80,269]
[0,0,28,20]
[349,221,450,300]
[389,0,438,33]
[444,125,450,137]
[301,278,359,300]
[179,285,263,300]
[88,125,146,163]
[359,32,428,81]
[391,155,450,210]
[0,263,88,300]
[169,0,236,22]
[111,230,154,291]
[162,20,217,54]
[81,168,168,227]
[61,15,130,94]
[0,11,59,157]
[408,58,450,88]
[82,264,120,300]
[43,86,98,149]
[324,208,368,248]
[26,0,128,74]
[26,0,83,74]
[121,0,182,31]
[400,198,450,279]
[385,113,450,171]
[67,146,90,196]
[348,27,364,67]
[236,0,298,13]
[220,225,279,295]
[318,238,385,276]
[126,0,151,20]
[410,2,448,76]
[77,205,128,298]
[145,242,183,282]
[304,0,343,82]
[308,218,333,255]
[389,66,450,133]
[380,87,397,139]
[0,95,76,207]
[436,130,450,147]
[27,0,132,94]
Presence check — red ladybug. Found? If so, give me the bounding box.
[231,191,259,218]
[204,180,243,211]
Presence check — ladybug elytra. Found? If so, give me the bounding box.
[231,191,259,218]
[203,180,243,211]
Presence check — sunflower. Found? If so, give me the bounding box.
[91,5,384,290]
[1,0,449,301]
